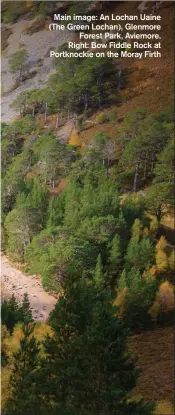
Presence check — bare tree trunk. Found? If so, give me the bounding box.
[44,102,48,124]
[143,159,147,180]
[55,113,59,130]
[133,155,141,192]
[151,152,155,173]
[32,106,35,117]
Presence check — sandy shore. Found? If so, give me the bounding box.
[1,254,57,321]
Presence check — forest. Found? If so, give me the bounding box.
[1,1,175,415]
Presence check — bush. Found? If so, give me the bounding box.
[154,401,174,414]
[3,10,18,23]
[107,108,118,122]
[76,114,85,131]
[95,111,108,124]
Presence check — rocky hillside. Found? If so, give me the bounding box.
[1,1,174,125]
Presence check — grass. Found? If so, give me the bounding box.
[128,326,174,404]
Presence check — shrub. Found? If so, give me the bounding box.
[95,111,108,124]
[107,108,118,122]
[154,401,174,414]
[76,114,85,131]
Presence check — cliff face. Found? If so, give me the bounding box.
[1,1,174,123]
[1,16,72,122]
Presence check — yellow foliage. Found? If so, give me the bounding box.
[95,112,107,124]
[154,401,175,415]
[156,250,168,272]
[1,366,12,410]
[27,1,33,7]
[1,323,54,408]
[149,266,157,277]
[157,281,174,313]
[148,300,160,322]
[114,288,127,319]
[132,219,142,239]
[156,236,167,252]
[69,130,81,146]
[5,323,54,361]
[142,266,156,281]
[168,249,174,271]
[143,227,149,236]
[149,281,174,321]
[150,217,158,236]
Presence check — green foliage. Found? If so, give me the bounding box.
[109,234,122,279]
[118,109,173,190]
[44,280,154,414]
[9,49,29,80]
[5,323,41,415]
[1,294,33,333]
[122,195,145,227]
[107,108,118,122]
[118,268,157,329]
[125,234,154,272]
[2,148,33,215]
[47,195,65,228]
[93,254,104,288]
[146,183,170,223]
[95,111,108,124]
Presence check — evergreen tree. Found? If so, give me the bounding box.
[47,195,65,228]
[1,294,19,333]
[19,293,33,323]
[9,49,29,82]
[41,279,154,414]
[109,234,122,276]
[123,268,157,329]
[94,254,104,288]
[5,323,41,415]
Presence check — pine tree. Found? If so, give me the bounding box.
[94,254,104,288]
[19,293,33,323]
[109,234,122,277]
[6,323,41,415]
[122,268,157,329]
[47,195,65,228]
[1,294,19,333]
[42,279,154,414]
[131,218,142,241]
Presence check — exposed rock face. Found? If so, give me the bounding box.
[1,17,72,122]
[56,120,75,143]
